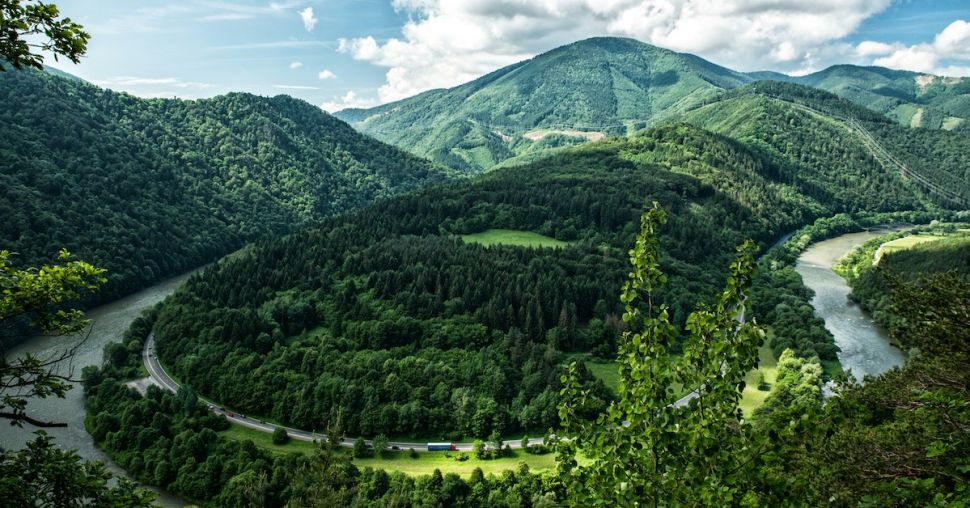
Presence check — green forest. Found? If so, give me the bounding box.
[0,67,451,345]
[78,211,970,506]
[3,11,970,506]
[147,119,959,441]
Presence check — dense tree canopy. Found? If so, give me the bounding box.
[0,67,452,332]
[146,120,954,441]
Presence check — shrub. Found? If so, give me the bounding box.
[272,427,289,445]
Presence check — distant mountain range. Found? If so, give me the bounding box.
[334,37,969,172]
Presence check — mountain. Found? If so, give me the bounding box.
[774,65,970,132]
[0,68,453,316]
[147,100,963,440]
[334,37,753,172]
[150,123,828,439]
[674,81,970,208]
[335,38,969,172]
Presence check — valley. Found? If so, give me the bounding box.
[2,7,969,505]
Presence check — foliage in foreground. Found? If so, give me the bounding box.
[0,431,154,507]
[0,0,89,71]
[555,206,778,506]
[0,249,105,427]
[0,250,153,505]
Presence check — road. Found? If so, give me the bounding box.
[143,331,709,451]
[141,231,784,452]
[144,333,491,451]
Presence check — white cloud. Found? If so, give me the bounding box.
[300,7,318,31]
[855,40,897,57]
[338,0,895,103]
[290,61,303,69]
[318,69,337,79]
[93,76,212,89]
[273,84,320,90]
[321,91,378,112]
[865,19,970,76]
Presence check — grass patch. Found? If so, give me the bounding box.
[942,116,964,131]
[584,361,620,393]
[353,449,557,478]
[874,235,942,264]
[574,354,687,401]
[221,423,556,477]
[461,229,570,248]
[739,344,778,418]
[221,423,318,455]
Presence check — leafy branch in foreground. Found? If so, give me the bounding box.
[0,0,89,71]
[554,204,772,506]
[0,431,155,506]
[0,249,105,427]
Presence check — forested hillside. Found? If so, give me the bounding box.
[781,65,970,132]
[335,38,970,172]
[335,37,752,171]
[678,81,970,209]
[148,118,956,440]
[0,68,452,323]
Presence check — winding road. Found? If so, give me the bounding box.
[145,333,489,451]
[143,328,709,451]
[140,231,782,452]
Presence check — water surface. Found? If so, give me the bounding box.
[0,269,201,506]
[795,231,906,381]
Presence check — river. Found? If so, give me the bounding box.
[0,269,202,507]
[795,230,907,382]
[0,229,906,503]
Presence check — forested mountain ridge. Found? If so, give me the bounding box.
[149,118,955,440]
[676,81,970,209]
[335,37,969,172]
[334,37,753,171]
[0,67,453,323]
[775,65,970,132]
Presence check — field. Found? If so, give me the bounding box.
[942,116,965,131]
[353,449,558,478]
[460,229,570,248]
[220,423,558,478]
[521,128,605,142]
[874,234,942,264]
[584,360,620,392]
[739,344,779,418]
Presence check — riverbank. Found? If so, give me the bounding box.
[795,230,907,382]
[0,268,203,507]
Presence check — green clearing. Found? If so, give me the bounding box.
[910,107,924,128]
[874,234,943,264]
[220,424,318,455]
[579,356,688,401]
[353,449,558,478]
[942,116,965,131]
[739,344,779,418]
[220,423,557,477]
[584,361,620,393]
[460,229,570,248]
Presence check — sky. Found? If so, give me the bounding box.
[42,1,970,112]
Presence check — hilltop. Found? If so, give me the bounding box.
[334,37,752,171]
[336,37,969,172]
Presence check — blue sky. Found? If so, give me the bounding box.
[45,1,970,111]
